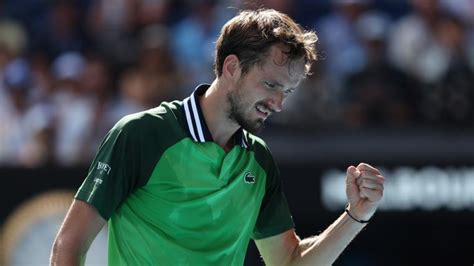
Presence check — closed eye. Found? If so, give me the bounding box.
[264,81,295,96]
[263,81,276,89]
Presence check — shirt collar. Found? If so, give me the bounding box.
[182,84,249,149]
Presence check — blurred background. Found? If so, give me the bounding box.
[0,0,473,265]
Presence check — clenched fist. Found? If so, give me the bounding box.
[345,163,385,222]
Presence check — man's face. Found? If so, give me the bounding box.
[226,45,305,134]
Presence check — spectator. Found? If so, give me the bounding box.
[0,58,53,166]
[439,0,474,25]
[388,0,449,84]
[0,19,27,68]
[51,51,95,166]
[419,14,474,126]
[32,1,86,59]
[105,67,157,128]
[344,11,420,128]
[0,19,28,98]
[136,0,170,26]
[138,24,184,103]
[86,0,140,70]
[313,0,371,90]
[170,0,236,93]
[80,54,115,158]
[29,51,55,103]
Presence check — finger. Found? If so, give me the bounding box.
[357,163,381,175]
[346,165,361,183]
[357,173,384,187]
[359,184,384,194]
[359,187,384,202]
[359,179,384,190]
[358,173,385,184]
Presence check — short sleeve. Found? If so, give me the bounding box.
[252,158,294,240]
[75,119,143,220]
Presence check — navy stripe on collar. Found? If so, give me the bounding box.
[182,84,249,149]
[183,84,213,142]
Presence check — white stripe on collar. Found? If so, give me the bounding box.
[183,84,249,149]
[183,97,198,142]
[241,133,249,149]
[189,92,205,142]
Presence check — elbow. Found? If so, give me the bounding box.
[288,237,325,266]
[297,236,319,256]
[50,236,83,266]
[283,240,309,266]
[50,237,61,265]
[50,237,67,265]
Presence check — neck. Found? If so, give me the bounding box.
[200,79,240,150]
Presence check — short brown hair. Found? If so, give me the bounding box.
[214,9,318,77]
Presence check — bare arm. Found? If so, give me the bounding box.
[256,163,385,266]
[256,213,366,266]
[50,199,106,266]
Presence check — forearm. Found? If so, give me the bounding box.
[50,238,86,266]
[257,164,384,266]
[50,200,106,266]
[289,163,384,265]
[291,211,367,266]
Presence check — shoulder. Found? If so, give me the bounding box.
[104,101,186,149]
[113,101,184,134]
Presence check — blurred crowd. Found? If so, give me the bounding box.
[0,0,473,167]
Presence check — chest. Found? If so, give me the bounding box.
[127,141,268,231]
[145,141,267,200]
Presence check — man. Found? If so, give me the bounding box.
[51,9,384,265]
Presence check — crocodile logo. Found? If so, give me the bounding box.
[244,172,256,184]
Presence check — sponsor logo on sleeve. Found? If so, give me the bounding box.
[97,161,112,175]
[87,161,111,202]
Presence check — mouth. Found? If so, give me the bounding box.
[255,105,270,119]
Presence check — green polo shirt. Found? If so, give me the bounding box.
[75,84,294,265]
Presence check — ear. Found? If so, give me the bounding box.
[222,54,241,81]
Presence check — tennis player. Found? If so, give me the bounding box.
[51,8,384,265]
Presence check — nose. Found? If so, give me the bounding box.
[268,91,284,113]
